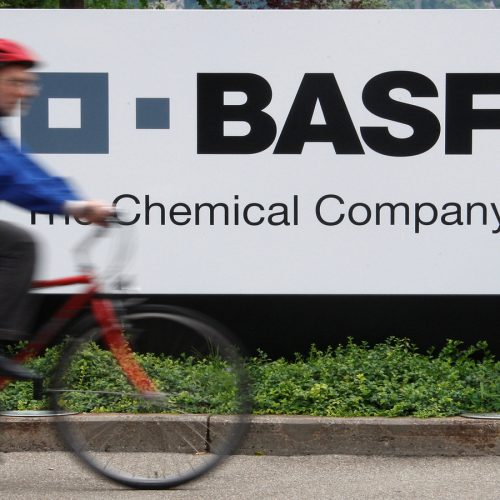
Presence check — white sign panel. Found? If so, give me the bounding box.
[2,9,500,294]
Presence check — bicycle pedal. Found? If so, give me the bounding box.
[141,391,167,401]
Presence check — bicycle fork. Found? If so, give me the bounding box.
[91,299,158,394]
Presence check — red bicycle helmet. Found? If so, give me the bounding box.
[0,39,38,68]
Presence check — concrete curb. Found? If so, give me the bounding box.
[235,416,500,456]
[0,415,498,456]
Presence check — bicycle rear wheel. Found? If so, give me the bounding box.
[49,304,250,489]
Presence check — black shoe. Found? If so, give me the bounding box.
[0,355,41,381]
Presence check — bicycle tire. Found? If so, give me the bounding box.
[49,303,250,489]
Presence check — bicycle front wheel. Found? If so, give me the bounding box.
[50,304,250,489]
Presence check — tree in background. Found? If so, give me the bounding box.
[232,0,387,7]
[0,0,497,11]
[389,0,495,8]
[198,0,497,7]
[0,0,53,6]
[0,0,149,7]
[196,0,388,6]
[201,0,498,6]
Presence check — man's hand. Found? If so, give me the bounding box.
[81,201,114,225]
[64,200,114,225]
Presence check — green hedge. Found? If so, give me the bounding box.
[249,338,499,417]
[1,338,498,417]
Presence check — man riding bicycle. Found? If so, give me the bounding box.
[0,39,112,380]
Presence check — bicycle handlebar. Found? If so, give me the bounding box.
[73,213,135,288]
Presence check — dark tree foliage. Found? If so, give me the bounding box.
[0,0,497,7]
[204,0,493,7]
[0,0,148,6]
[0,0,53,6]
[232,0,387,7]
[389,0,494,8]
[0,0,76,5]
[60,0,84,6]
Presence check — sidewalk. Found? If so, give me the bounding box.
[1,415,498,456]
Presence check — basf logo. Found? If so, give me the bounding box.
[3,9,500,294]
[27,71,500,158]
[197,72,500,156]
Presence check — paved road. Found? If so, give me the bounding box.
[0,452,498,499]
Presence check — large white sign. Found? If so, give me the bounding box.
[2,9,500,294]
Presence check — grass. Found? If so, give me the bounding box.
[0,338,498,417]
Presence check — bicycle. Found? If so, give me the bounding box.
[0,219,250,489]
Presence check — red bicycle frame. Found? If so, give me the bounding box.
[0,274,156,393]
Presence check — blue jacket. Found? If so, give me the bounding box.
[0,130,80,214]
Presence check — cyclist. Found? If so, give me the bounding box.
[0,38,112,380]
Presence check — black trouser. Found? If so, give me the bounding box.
[0,221,36,340]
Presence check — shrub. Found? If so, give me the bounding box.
[0,338,498,417]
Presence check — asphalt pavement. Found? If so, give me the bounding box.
[0,452,498,499]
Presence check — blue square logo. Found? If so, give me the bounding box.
[136,98,170,130]
[21,73,109,154]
